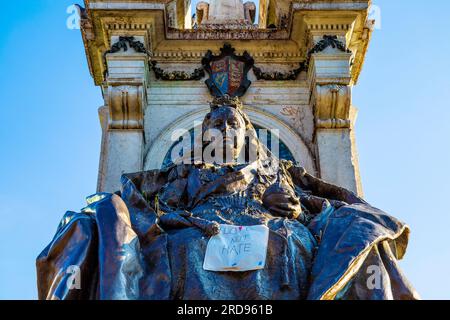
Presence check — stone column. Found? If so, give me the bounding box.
[305,16,363,196]
[97,36,148,193]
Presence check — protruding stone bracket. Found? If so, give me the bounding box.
[103,36,149,131]
[308,51,353,129]
[313,84,352,129]
[105,83,146,130]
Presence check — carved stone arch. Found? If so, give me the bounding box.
[144,107,317,174]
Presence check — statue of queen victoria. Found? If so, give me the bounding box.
[37,96,419,300]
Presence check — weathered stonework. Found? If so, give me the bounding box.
[80,0,374,194]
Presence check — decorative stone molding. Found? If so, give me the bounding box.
[151,50,303,65]
[151,61,205,81]
[165,28,290,40]
[81,1,372,85]
[105,84,146,130]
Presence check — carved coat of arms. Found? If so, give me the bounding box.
[202,44,254,98]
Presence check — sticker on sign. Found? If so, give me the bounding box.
[203,224,270,272]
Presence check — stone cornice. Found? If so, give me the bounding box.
[292,0,370,11]
[80,0,372,86]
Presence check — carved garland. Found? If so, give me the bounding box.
[103,36,350,82]
[106,36,150,55]
[151,61,205,81]
[308,35,351,56]
[252,35,351,81]
[252,64,305,81]
[103,36,150,80]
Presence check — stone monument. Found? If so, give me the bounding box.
[35,0,419,300]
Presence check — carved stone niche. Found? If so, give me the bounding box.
[105,84,146,130]
[313,84,352,129]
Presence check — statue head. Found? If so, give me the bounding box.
[168,96,273,167]
[202,96,250,164]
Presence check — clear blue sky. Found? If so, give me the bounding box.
[0,1,449,300]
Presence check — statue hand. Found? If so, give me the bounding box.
[299,194,348,214]
[157,211,220,237]
[262,186,302,219]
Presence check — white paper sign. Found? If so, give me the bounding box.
[203,224,270,272]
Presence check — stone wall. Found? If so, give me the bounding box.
[83,1,373,196]
[143,69,316,174]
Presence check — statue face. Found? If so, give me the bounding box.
[204,106,246,163]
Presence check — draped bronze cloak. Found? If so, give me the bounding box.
[36,162,419,300]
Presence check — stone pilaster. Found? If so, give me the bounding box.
[97,36,149,192]
[305,15,363,195]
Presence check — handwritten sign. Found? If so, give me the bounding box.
[203,225,269,272]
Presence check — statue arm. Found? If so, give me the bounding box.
[36,212,98,300]
[126,165,219,236]
[288,165,366,205]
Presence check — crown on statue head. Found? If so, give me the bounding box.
[210,95,243,111]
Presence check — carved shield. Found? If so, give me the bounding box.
[202,44,254,98]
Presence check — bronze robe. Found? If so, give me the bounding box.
[36,161,419,300]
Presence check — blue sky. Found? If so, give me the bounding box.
[0,0,449,300]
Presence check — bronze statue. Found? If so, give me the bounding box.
[37,97,419,300]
